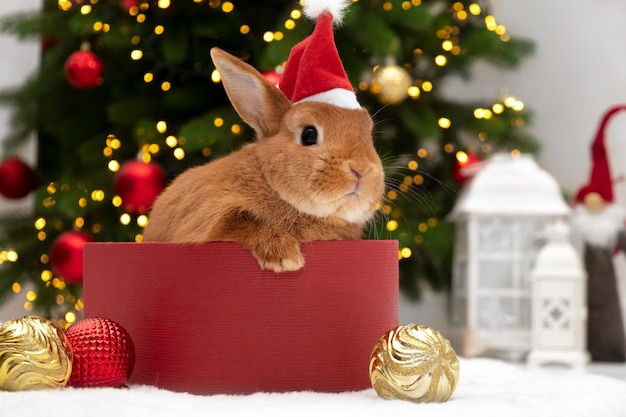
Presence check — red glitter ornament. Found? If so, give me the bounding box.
[64,50,103,89]
[49,231,93,283]
[65,317,135,388]
[0,157,37,199]
[114,160,166,214]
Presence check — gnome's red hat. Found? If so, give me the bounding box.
[574,105,626,204]
[278,0,360,110]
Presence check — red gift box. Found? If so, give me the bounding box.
[83,240,398,394]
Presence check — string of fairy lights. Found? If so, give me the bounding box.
[5,0,527,324]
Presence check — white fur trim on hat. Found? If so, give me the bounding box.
[302,0,350,24]
[295,88,361,109]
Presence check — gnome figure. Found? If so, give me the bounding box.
[571,105,626,362]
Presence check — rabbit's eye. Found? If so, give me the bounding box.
[300,126,318,146]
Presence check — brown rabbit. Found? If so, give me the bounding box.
[142,47,385,272]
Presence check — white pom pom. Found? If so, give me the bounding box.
[302,0,351,24]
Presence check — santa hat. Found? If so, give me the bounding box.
[574,104,626,205]
[277,0,360,110]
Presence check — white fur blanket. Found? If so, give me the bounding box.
[2,359,626,417]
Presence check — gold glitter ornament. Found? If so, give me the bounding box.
[0,316,73,391]
[369,62,412,105]
[369,324,460,403]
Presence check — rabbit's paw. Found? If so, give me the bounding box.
[253,239,304,272]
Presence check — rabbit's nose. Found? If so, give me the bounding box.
[350,164,372,180]
[350,167,363,179]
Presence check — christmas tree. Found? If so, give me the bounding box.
[0,0,536,325]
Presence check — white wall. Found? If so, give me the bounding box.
[0,0,39,167]
[0,0,40,321]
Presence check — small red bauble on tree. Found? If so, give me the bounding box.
[0,157,37,199]
[114,160,166,214]
[262,70,281,86]
[120,0,140,11]
[65,317,135,388]
[49,231,93,283]
[64,45,103,89]
[453,151,483,185]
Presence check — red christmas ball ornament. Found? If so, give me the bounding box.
[65,317,135,388]
[41,37,60,53]
[453,151,483,185]
[0,157,37,199]
[64,50,103,89]
[114,160,166,214]
[49,231,93,283]
[262,71,281,86]
[120,0,140,11]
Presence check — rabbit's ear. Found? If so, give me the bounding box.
[210,48,291,138]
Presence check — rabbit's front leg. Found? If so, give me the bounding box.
[213,209,305,272]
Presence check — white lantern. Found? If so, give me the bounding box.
[450,153,570,359]
[527,220,589,368]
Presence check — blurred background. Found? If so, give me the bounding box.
[0,0,625,351]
